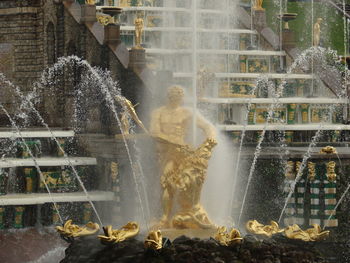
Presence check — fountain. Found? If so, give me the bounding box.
[0,0,350,262]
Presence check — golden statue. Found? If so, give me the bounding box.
[308,161,316,181]
[85,0,96,5]
[98,222,139,244]
[197,65,215,98]
[56,220,100,238]
[214,226,242,246]
[284,224,329,242]
[326,161,336,182]
[144,230,163,250]
[97,15,115,26]
[115,95,148,135]
[150,85,217,229]
[313,18,322,46]
[246,220,284,238]
[134,12,144,49]
[253,0,264,10]
[119,0,130,7]
[285,161,295,180]
[320,146,337,154]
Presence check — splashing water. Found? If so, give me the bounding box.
[36,56,151,229]
[0,103,63,224]
[237,78,286,226]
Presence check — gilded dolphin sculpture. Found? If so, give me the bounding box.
[144,230,163,250]
[284,224,330,242]
[214,226,243,246]
[98,221,140,244]
[56,219,100,238]
[246,220,284,238]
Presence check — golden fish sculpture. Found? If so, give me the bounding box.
[144,230,163,250]
[214,226,243,246]
[98,222,139,244]
[284,224,330,242]
[56,219,100,238]
[246,220,284,238]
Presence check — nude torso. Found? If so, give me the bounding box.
[152,106,191,145]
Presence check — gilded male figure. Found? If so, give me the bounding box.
[150,85,217,229]
[313,18,322,46]
[134,13,144,49]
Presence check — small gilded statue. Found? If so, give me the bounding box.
[319,146,337,154]
[253,0,264,10]
[134,12,144,49]
[308,161,316,181]
[197,65,215,98]
[285,161,295,180]
[313,18,322,46]
[115,95,148,135]
[326,161,336,182]
[85,0,96,5]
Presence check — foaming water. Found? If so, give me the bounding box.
[202,132,237,226]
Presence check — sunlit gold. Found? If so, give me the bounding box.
[134,12,144,49]
[98,222,139,244]
[56,219,100,238]
[85,0,96,5]
[150,85,216,229]
[308,162,316,181]
[246,220,284,237]
[144,230,163,250]
[214,226,242,246]
[313,18,322,46]
[295,161,301,175]
[115,95,148,135]
[326,161,336,182]
[97,15,114,26]
[284,224,330,242]
[253,0,264,10]
[320,146,337,154]
[285,161,295,180]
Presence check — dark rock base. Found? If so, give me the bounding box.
[59,234,349,263]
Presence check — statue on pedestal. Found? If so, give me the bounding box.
[313,18,322,46]
[253,0,264,11]
[150,85,217,229]
[134,12,144,49]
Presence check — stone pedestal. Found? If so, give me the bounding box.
[282,30,296,49]
[252,10,267,32]
[80,4,97,24]
[129,48,146,73]
[104,24,121,47]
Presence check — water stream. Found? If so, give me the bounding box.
[37,56,151,229]
[0,103,63,224]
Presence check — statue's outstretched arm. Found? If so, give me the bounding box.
[196,114,216,140]
[115,96,148,134]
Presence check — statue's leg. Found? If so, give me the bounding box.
[160,186,174,227]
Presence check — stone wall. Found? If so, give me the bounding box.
[0,1,44,89]
[0,0,148,130]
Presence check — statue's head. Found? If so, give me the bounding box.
[167,85,184,106]
[317,18,323,23]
